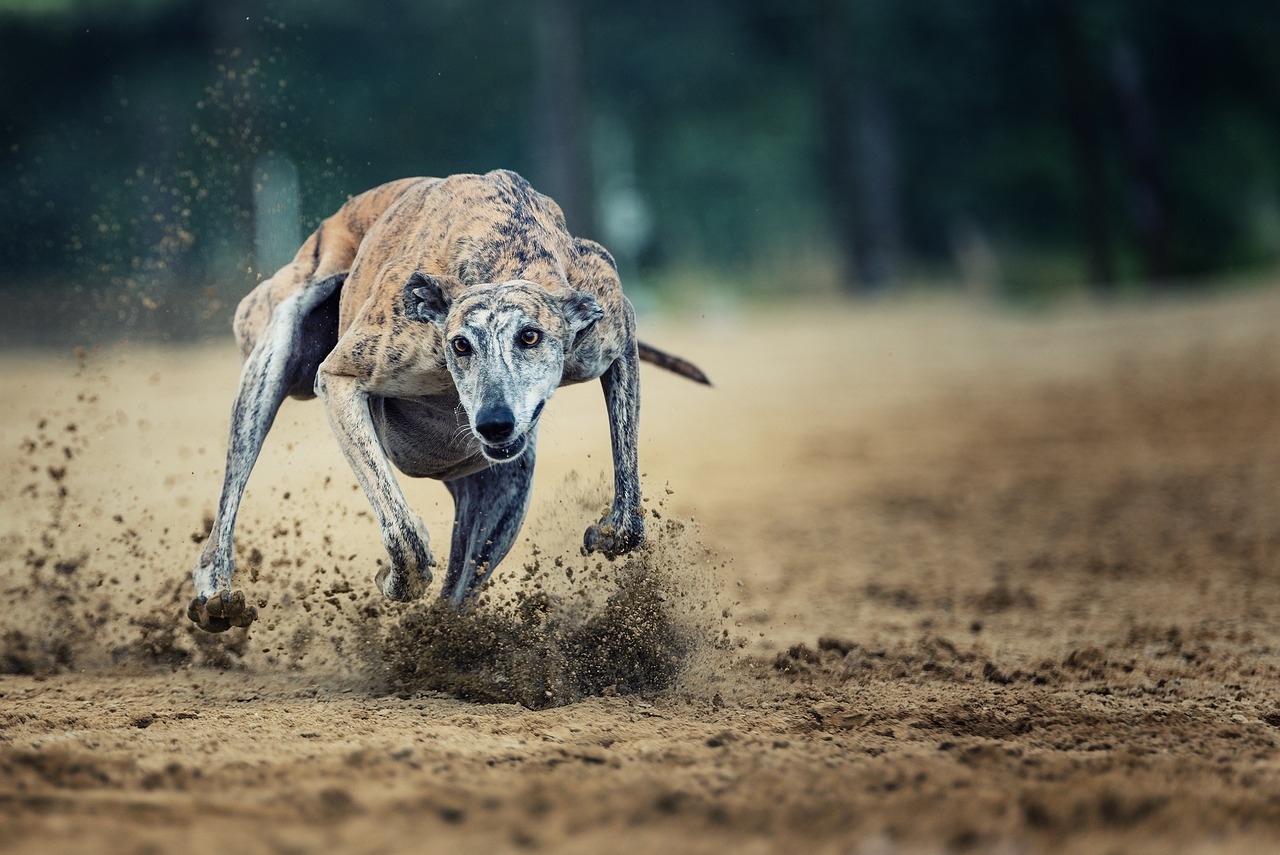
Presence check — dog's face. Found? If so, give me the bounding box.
[403,273,602,462]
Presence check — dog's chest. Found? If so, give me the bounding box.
[371,394,486,480]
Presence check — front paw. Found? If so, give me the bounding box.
[375,562,433,602]
[187,590,257,633]
[583,510,645,558]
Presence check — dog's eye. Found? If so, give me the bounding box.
[451,337,471,355]
[519,328,541,347]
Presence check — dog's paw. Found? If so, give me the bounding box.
[187,590,257,633]
[582,512,645,558]
[375,564,432,602]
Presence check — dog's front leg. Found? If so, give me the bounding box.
[442,431,538,604]
[583,313,645,557]
[315,368,434,600]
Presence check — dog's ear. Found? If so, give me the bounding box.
[402,272,459,324]
[556,288,604,338]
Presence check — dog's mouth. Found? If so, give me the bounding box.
[477,402,543,463]
[480,432,528,462]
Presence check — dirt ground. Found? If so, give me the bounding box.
[3,285,1280,854]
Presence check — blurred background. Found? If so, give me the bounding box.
[1,0,1278,343]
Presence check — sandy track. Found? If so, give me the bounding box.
[3,288,1280,853]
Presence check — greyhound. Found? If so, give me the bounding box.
[187,170,709,632]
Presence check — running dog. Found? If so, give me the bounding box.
[187,169,708,632]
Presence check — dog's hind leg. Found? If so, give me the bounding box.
[441,433,538,604]
[187,273,345,632]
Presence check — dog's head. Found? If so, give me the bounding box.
[403,272,603,462]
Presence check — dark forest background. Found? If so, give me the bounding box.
[1,0,1279,340]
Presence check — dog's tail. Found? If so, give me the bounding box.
[638,341,711,385]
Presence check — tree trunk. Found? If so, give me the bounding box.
[1052,0,1115,293]
[1111,38,1171,286]
[815,0,897,294]
[856,83,899,289]
[533,0,595,238]
[814,0,861,293]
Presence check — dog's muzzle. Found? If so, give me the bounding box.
[475,402,543,462]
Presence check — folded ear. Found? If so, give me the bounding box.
[402,272,460,324]
[557,288,604,338]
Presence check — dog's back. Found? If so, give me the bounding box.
[233,169,708,388]
[335,170,577,335]
[233,176,432,359]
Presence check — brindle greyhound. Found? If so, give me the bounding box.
[187,170,708,632]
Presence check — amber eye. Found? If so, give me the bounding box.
[452,337,472,355]
[519,328,541,347]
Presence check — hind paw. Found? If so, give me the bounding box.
[187,590,258,633]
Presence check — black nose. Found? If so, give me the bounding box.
[476,407,516,443]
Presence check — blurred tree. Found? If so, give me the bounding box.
[1052,0,1115,292]
[854,82,900,289]
[0,0,1278,334]
[534,0,595,237]
[813,0,860,292]
[1110,37,1170,285]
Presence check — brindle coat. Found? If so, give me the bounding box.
[188,170,708,632]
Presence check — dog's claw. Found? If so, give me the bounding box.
[187,590,257,633]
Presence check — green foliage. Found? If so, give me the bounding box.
[0,0,1277,311]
